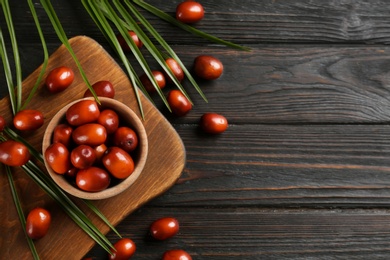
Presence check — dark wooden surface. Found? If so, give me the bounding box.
[3,0,390,259]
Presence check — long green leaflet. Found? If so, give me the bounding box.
[133,0,251,51]
[40,0,100,104]
[21,0,50,110]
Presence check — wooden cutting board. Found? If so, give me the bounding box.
[0,36,186,259]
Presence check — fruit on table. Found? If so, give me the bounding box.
[139,70,166,93]
[45,66,74,93]
[65,167,78,179]
[165,58,185,83]
[193,55,224,80]
[44,142,71,174]
[52,124,73,147]
[167,90,192,116]
[0,140,30,166]
[108,238,136,260]
[76,167,111,192]
[94,143,108,161]
[162,249,192,260]
[200,113,228,134]
[117,30,143,51]
[113,126,139,153]
[66,100,100,126]
[72,123,107,146]
[97,109,119,134]
[83,80,115,99]
[176,1,204,24]
[70,145,97,169]
[13,109,44,131]
[26,207,51,240]
[0,115,5,132]
[150,217,180,240]
[102,147,135,179]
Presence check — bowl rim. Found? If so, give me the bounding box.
[42,97,148,200]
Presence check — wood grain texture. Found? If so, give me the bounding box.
[145,45,390,124]
[8,1,390,49]
[33,0,389,45]
[0,36,185,260]
[150,124,390,207]
[11,44,390,124]
[86,207,390,259]
[6,44,390,125]
[123,0,390,45]
[2,0,390,259]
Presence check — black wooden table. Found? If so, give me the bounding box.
[4,0,390,259]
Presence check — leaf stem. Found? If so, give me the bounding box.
[83,0,146,118]
[133,0,251,52]
[22,162,114,253]
[83,200,122,238]
[111,0,172,108]
[124,0,207,104]
[21,0,50,110]
[4,127,44,163]
[1,129,118,254]
[0,0,22,112]
[5,165,40,260]
[40,0,100,104]
[0,28,16,115]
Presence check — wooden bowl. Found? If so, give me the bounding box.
[42,97,148,200]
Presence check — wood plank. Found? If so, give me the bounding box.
[85,207,390,259]
[146,45,390,124]
[130,0,390,45]
[10,44,390,125]
[5,3,390,124]
[140,124,390,207]
[7,0,390,47]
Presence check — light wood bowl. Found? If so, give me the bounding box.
[42,97,148,200]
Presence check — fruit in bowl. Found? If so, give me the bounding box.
[42,97,148,200]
